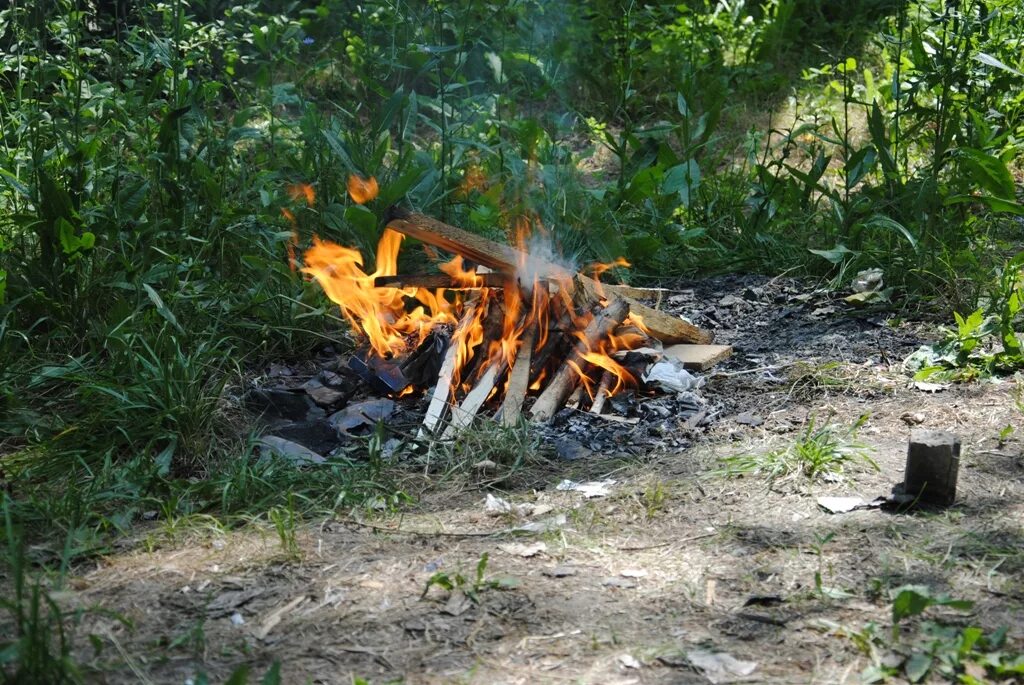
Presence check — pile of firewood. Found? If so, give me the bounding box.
[303,207,731,439]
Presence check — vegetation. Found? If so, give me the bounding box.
[0,0,1022,679]
[719,413,878,482]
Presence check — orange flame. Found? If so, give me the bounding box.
[302,229,457,359]
[347,175,379,204]
[302,210,652,407]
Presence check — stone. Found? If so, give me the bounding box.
[302,377,348,407]
[257,436,325,465]
[269,420,343,455]
[327,398,395,434]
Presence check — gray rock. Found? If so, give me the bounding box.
[257,436,325,465]
[327,398,395,434]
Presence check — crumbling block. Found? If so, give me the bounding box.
[903,429,961,506]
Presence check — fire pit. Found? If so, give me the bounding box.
[246,181,733,461]
[295,205,728,437]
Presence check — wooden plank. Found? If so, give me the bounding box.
[386,209,571,280]
[529,298,630,422]
[373,273,509,290]
[661,344,733,371]
[604,285,671,301]
[419,295,481,437]
[498,325,535,426]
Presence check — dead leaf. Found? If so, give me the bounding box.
[442,589,472,616]
[498,541,547,558]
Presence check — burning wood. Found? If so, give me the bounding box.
[302,202,725,437]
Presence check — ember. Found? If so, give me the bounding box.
[300,185,729,437]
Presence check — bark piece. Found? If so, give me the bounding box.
[373,273,510,290]
[530,298,630,422]
[903,429,961,506]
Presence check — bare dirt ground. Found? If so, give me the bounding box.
[69,275,1024,684]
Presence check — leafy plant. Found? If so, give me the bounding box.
[421,553,517,603]
[847,585,1023,683]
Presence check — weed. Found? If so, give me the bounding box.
[267,493,301,561]
[641,481,668,521]
[421,553,518,603]
[719,414,877,483]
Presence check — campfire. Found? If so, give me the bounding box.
[295,180,729,439]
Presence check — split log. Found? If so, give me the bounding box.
[420,295,482,436]
[529,298,630,422]
[373,273,511,290]
[443,358,507,437]
[589,371,614,415]
[498,325,535,426]
[577,277,712,345]
[386,208,571,280]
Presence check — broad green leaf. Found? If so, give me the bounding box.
[377,164,425,207]
[0,268,6,305]
[809,244,855,264]
[224,665,251,685]
[959,148,1015,200]
[57,217,79,254]
[626,234,660,258]
[974,52,1023,77]
[321,130,355,171]
[892,587,932,622]
[868,102,896,175]
[862,215,917,249]
[261,661,282,685]
[845,146,877,187]
[344,205,379,249]
[143,283,183,332]
[663,160,701,207]
[0,168,31,198]
[677,93,689,117]
[905,652,932,682]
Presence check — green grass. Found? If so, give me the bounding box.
[719,414,879,483]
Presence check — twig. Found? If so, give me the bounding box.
[616,531,716,551]
[709,362,796,378]
[343,517,505,538]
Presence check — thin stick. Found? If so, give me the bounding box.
[589,371,614,415]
